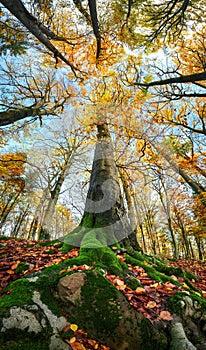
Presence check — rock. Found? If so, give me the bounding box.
[32,291,68,331]
[0,290,71,350]
[169,322,197,350]
[57,272,86,305]
[50,334,72,350]
[1,306,42,333]
[184,296,195,318]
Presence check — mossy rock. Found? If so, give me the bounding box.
[126,276,142,290]
[55,270,167,350]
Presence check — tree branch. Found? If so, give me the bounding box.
[0,0,78,74]
[88,0,101,59]
[135,71,206,88]
[73,0,91,24]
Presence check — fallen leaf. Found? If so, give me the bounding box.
[158,310,173,321]
[146,301,157,309]
[11,261,20,270]
[69,337,76,344]
[71,342,86,350]
[115,278,125,286]
[62,325,71,332]
[70,324,78,332]
[170,275,178,281]
[150,283,159,288]
[135,287,146,294]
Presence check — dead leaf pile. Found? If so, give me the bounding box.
[0,237,78,291]
[167,259,206,298]
[105,271,177,323]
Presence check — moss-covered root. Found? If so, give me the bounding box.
[66,245,128,277]
[169,320,196,350]
[56,270,167,350]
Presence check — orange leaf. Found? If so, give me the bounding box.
[135,287,146,294]
[69,337,76,344]
[71,341,86,350]
[7,270,14,275]
[158,310,173,321]
[11,261,20,270]
[115,278,125,286]
[146,301,157,309]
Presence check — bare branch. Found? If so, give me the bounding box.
[0,0,78,74]
[88,0,101,59]
[135,71,206,88]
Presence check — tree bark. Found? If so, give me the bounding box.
[63,122,141,249]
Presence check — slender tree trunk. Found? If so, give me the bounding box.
[188,238,195,259]
[118,167,143,251]
[139,223,147,253]
[39,159,72,240]
[12,205,29,238]
[0,193,21,230]
[195,236,203,260]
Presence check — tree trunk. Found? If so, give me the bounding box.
[63,122,141,251]
[39,147,76,240]
[0,193,21,230]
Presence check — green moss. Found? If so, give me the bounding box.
[153,264,183,277]
[81,212,94,227]
[0,332,50,350]
[53,241,63,249]
[0,236,10,241]
[183,275,202,294]
[40,286,63,317]
[63,270,121,339]
[61,226,86,247]
[15,262,30,274]
[24,243,35,248]
[80,246,124,276]
[36,241,51,248]
[125,254,181,285]
[126,277,142,290]
[185,271,198,282]
[60,243,73,253]
[44,249,56,254]
[0,279,34,316]
[169,291,206,314]
[140,318,168,350]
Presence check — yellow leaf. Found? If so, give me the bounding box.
[135,287,146,294]
[70,324,78,332]
[69,337,76,344]
[146,301,157,309]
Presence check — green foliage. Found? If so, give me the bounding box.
[44,249,56,254]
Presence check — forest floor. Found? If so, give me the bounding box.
[0,236,206,350]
